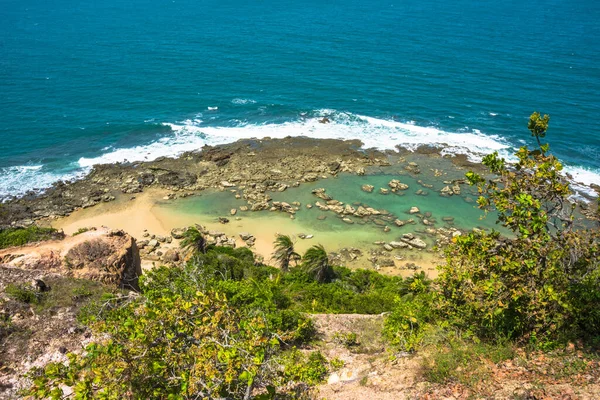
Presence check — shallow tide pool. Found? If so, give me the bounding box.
[154,168,502,274]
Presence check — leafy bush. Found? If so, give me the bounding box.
[25,241,410,397]
[281,349,329,385]
[72,227,92,236]
[329,357,345,370]
[0,306,15,341]
[26,291,286,399]
[280,266,403,314]
[5,284,43,304]
[333,332,359,348]
[383,293,436,351]
[0,226,62,249]
[436,113,600,344]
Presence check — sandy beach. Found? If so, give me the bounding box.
[52,183,444,276]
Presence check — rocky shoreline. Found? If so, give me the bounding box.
[1,136,597,275]
[1,137,496,228]
[1,137,388,228]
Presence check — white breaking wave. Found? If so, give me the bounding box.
[231,98,257,105]
[78,131,209,167]
[0,164,86,200]
[73,111,515,170]
[81,110,600,189]
[565,166,600,197]
[163,111,515,161]
[3,110,599,199]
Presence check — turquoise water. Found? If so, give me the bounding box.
[163,171,502,236]
[1,0,599,198]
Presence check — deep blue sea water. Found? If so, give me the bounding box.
[1,0,599,198]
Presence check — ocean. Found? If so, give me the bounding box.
[1,0,599,199]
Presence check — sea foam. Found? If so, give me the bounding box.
[0,164,86,201]
[2,110,599,199]
[72,111,515,170]
[82,110,600,189]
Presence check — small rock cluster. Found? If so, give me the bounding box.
[440,183,462,196]
[312,188,402,230]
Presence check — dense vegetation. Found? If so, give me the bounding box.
[383,114,600,391]
[21,113,600,398]
[25,243,410,399]
[0,226,62,249]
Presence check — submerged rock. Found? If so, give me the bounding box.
[361,184,374,193]
[312,188,332,200]
[440,185,454,196]
[388,179,409,191]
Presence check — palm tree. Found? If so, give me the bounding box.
[302,244,334,283]
[180,227,207,254]
[272,234,300,272]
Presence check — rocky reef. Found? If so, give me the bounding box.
[0,137,389,228]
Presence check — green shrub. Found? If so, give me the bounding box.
[5,284,43,304]
[0,309,15,341]
[26,291,288,399]
[72,227,91,236]
[384,293,435,351]
[281,349,329,385]
[0,226,61,249]
[436,114,600,344]
[329,357,345,370]
[280,267,402,314]
[333,332,359,348]
[24,243,413,397]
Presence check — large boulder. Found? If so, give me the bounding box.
[170,227,187,239]
[63,230,142,290]
[0,228,142,291]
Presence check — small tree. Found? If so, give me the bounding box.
[302,245,334,283]
[272,234,300,273]
[528,111,550,151]
[437,113,600,343]
[180,226,207,254]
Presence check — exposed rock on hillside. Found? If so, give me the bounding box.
[0,228,142,291]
